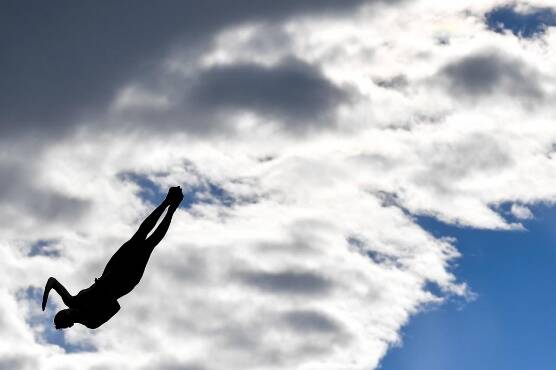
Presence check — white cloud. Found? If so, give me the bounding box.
[511,204,534,220]
[2,1,556,369]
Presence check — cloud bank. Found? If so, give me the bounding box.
[2,1,556,369]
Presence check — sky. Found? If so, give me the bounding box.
[1,1,556,370]
[380,204,556,370]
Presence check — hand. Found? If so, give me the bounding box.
[42,277,55,311]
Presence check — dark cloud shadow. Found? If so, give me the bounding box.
[187,58,350,132]
[110,56,353,137]
[281,309,342,333]
[0,355,37,370]
[1,0,379,140]
[141,358,207,370]
[373,74,409,90]
[236,269,333,296]
[0,162,90,223]
[438,49,544,102]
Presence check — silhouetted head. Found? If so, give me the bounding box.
[54,309,75,329]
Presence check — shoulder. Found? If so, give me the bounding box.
[80,299,120,329]
[100,298,120,312]
[105,299,121,318]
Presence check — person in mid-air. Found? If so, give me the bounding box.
[42,186,184,329]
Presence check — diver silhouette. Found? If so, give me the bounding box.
[42,186,184,329]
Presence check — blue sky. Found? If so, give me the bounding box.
[380,204,556,370]
[486,4,556,38]
[120,172,236,208]
[19,287,95,354]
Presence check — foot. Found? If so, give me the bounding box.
[166,186,184,207]
[175,187,184,206]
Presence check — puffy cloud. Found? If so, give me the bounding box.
[510,204,534,220]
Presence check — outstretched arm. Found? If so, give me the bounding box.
[42,277,75,310]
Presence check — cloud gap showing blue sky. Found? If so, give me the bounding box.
[28,240,60,258]
[120,171,238,208]
[486,4,556,38]
[16,287,95,354]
